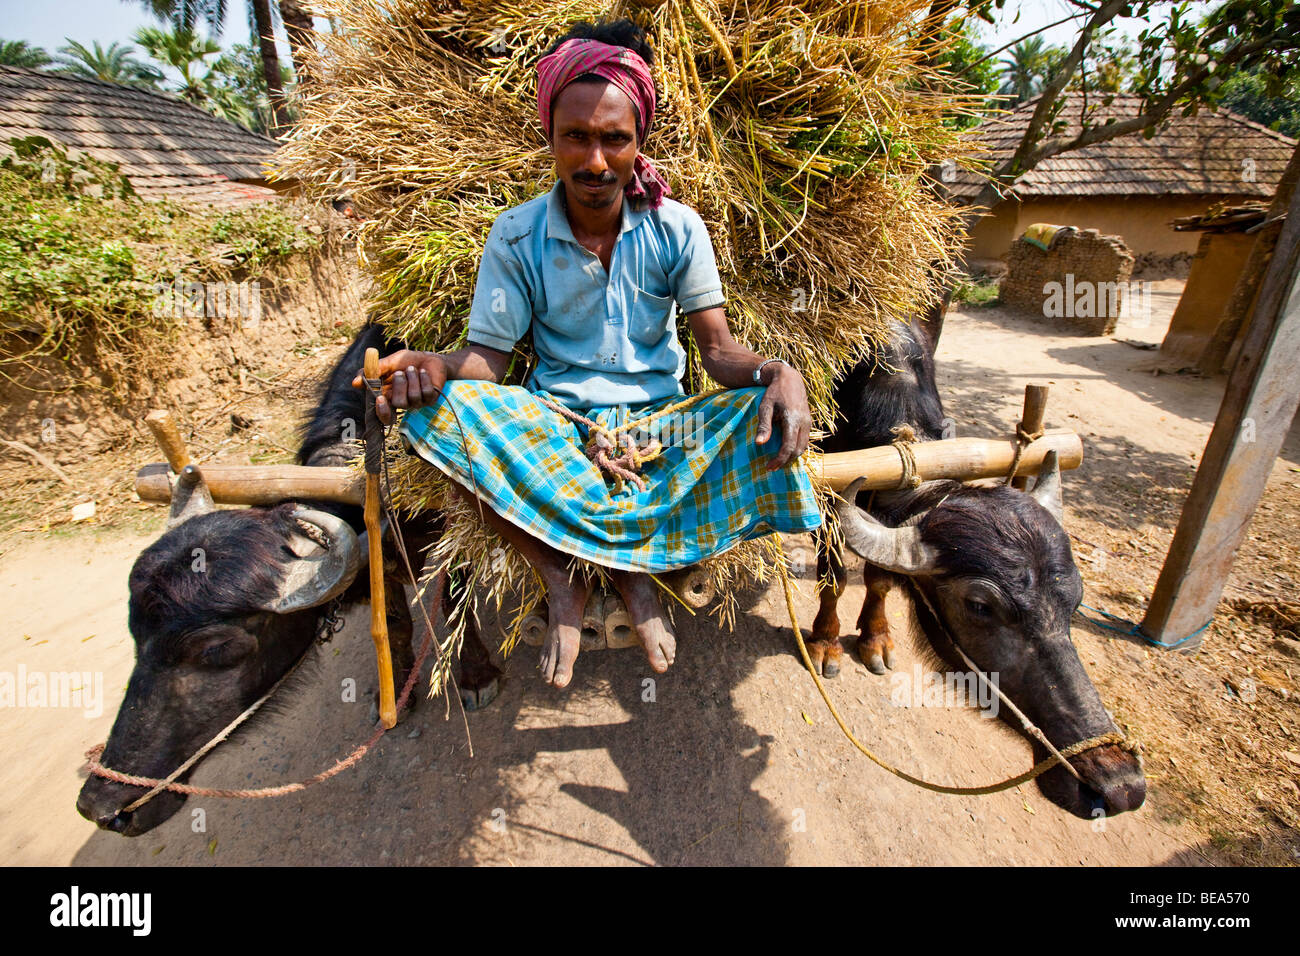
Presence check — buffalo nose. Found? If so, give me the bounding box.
[77,785,134,832]
[1100,775,1147,814]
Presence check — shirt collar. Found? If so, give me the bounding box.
[545,178,651,243]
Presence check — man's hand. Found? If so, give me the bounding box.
[755,364,812,470]
[351,350,448,425]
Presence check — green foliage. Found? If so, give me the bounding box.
[1213,65,1300,138]
[0,137,318,393]
[52,39,163,88]
[203,42,297,135]
[0,39,53,68]
[127,0,229,35]
[931,21,1001,130]
[132,24,264,130]
[998,37,1069,104]
[951,276,1000,307]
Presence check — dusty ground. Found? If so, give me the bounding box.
[2,280,1298,866]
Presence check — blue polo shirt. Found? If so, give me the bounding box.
[465,179,726,410]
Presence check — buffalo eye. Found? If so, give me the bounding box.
[965,597,993,619]
[185,632,256,668]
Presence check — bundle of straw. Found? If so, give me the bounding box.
[274,0,981,692]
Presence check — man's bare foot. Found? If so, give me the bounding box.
[540,576,589,688]
[610,571,676,673]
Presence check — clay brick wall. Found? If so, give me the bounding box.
[999,228,1135,335]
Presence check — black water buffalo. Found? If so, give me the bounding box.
[77,324,501,836]
[811,292,1146,819]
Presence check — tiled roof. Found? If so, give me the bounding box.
[945,93,1296,202]
[0,65,283,206]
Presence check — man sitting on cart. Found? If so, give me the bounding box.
[360,18,821,689]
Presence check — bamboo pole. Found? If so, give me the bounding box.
[135,430,1084,505]
[144,409,191,473]
[1011,385,1049,491]
[363,348,397,730]
[814,428,1082,493]
[135,463,363,506]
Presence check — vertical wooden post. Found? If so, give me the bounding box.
[1011,384,1049,490]
[144,409,191,473]
[1141,180,1300,651]
[364,348,398,728]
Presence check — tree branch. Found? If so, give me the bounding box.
[1024,32,1282,166]
[953,10,1092,79]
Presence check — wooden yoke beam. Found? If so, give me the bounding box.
[135,430,1083,505]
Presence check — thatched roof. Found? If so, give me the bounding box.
[0,65,282,206]
[946,93,1296,203]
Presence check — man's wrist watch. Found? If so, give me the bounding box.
[753,358,786,384]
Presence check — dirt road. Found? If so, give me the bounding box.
[3,287,1296,866]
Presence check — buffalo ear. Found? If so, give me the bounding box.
[1029,450,1065,525]
[258,508,362,614]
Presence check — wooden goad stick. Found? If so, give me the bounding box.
[363,348,398,730]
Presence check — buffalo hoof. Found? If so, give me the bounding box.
[857,636,895,675]
[460,675,500,712]
[805,637,842,678]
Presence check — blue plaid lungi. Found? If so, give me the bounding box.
[398,381,822,572]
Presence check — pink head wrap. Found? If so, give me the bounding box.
[536,38,672,210]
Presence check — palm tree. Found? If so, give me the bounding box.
[52,40,163,88]
[279,0,316,88]
[124,0,290,134]
[0,40,53,69]
[133,25,222,104]
[130,0,228,34]
[133,25,257,128]
[999,37,1054,104]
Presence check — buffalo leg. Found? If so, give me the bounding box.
[809,526,846,678]
[856,566,896,675]
[444,568,502,712]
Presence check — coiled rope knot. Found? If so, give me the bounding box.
[891,423,923,489]
[1004,422,1046,486]
[584,424,663,494]
[534,392,718,495]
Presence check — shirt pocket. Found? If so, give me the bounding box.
[628,287,676,346]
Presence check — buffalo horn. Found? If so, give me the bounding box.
[1029,450,1065,524]
[835,477,939,575]
[262,508,363,613]
[166,465,215,529]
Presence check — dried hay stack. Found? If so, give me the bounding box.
[274,0,979,691]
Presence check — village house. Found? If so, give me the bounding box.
[946,92,1296,265]
[0,64,289,207]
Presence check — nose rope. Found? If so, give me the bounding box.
[82,571,448,808]
[81,368,490,812]
[774,538,1136,796]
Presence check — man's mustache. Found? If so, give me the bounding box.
[574,172,617,185]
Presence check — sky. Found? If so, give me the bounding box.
[1,0,294,59]
[2,0,1221,65]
